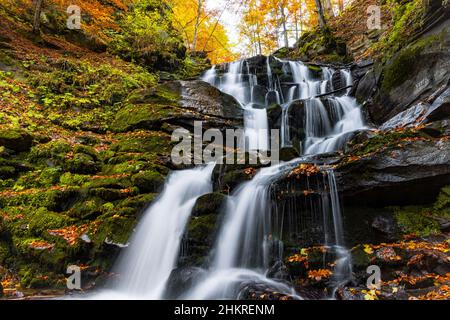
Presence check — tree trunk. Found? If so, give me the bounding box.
[192,0,203,51]
[32,0,44,34]
[279,4,289,48]
[314,0,327,31]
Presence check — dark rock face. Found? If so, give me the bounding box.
[365,20,450,125]
[337,139,450,207]
[423,87,450,123]
[182,193,226,267]
[355,68,378,105]
[114,80,243,133]
[179,80,243,120]
[165,267,205,299]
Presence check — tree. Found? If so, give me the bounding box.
[32,0,44,34]
[314,0,327,31]
[279,1,290,48]
[192,0,203,51]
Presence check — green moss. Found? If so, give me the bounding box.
[349,129,421,156]
[66,153,99,174]
[381,35,438,91]
[188,215,218,243]
[433,186,450,217]
[27,207,72,235]
[192,193,225,216]
[14,168,62,189]
[394,206,440,237]
[131,170,165,193]
[92,216,136,247]
[351,245,373,269]
[0,165,15,179]
[2,188,79,212]
[112,103,175,132]
[59,172,91,187]
[0,128,33,152]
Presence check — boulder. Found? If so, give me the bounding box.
[179,80,243,120]
[422,87,450,123]
[337,138,450,206]
[165,267,205,299]
[368,20,450,125]
[0,129,33,152]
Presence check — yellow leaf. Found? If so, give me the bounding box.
[364,244,374,254]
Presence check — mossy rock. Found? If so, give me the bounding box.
[351,245,373,270]
[394,206,440,237]
[92,216,136,247]
[88,187,137,202]
[381,35,439,91]
[0,165,15,179]
[131,170,165,193]
[112,103,176,132]
[433,185,450,216]
[2,188,80,212]
[118,193,157,210]
[0,128,33,152]
[27,207,72,235]
[66,153,99,174]
[192,193,226,217]
[68,198,106,220]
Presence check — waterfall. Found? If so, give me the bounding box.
[189,56,360,299]
[184,163,301,300]
[92,56,364,301]
[93,164,214,299]
[325,169,353,293]
[304,96,366,155]
[202,59,269,151]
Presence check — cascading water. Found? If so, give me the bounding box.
[184,163,301,300]
[203,60,269,151]
[93,164,214,299]
[189,56,362,299]
[95,55,364,300]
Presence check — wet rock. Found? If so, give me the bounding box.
[131,170,165,193]
[375,247,403,266]
[380,102,429,131]
[371,216,398,240]
[369,23,450,125]
[420,120,450,137]
[267,261,291,281]
[251,85,268,106]
[266,91,280,106]
[337,139,450,206]
[179,80,243,120]
[165,267,205,299]
[279,147,300,161]
[238,281,295,300]
[192,193,226,217]
[355,68,378,104]
[422,87,450,123]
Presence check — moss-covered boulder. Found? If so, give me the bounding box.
[131,170,165,193]
[191,193,226,217]
[0,129,33,152]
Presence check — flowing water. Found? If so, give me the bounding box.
[92,164,214,299]
[96,56,365,300]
